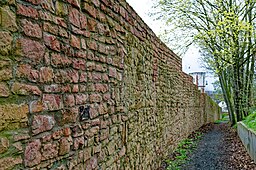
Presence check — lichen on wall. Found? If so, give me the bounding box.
[0,0,221,169]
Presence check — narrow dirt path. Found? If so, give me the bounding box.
[181,123,256,170]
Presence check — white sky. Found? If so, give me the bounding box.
[126,0,215,91]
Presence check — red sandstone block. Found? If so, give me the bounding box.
[11,82,42,96]
[17,4,38,19]
[43,22,59,35]
[59,137,71,155]
[39,10,52,22]
[103,93,111,101]
[58,27,68,38]
[24,0,42,5]
[61,108,78,125]
[67,69,79,83]
[73,59,86,70]
[43,33,61,52]
[72,84,79,93]
[17,64,39,82]
[98,103,108,115]
[73,136,85,150]
[90,94,102,103]
[29,100,44,113]
[67,0,80,8]
[63,127,71,137]
[80,13,87,29]
[43,94,63,111]
[80,72,87,83]
[32,115,55,135]
[51,53,72,67]
[41,143,58,160]
[64,94,75,107]
[70,34,81,49]
[41,0,55,13]
[83,3,97,18]
[87,40,98,51]
[21,19,42,38]
[89,105,99,119]
[87,18,97,32]
[109,67,117,78]
[39,67,54,83]
[95,84,108,93]
[75,94,88,105]
[17,38,45,64]
[69,7,80,28]
[24,140,41,167]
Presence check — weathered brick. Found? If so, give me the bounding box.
[86,156,98,170]
[83,147,91,162]
[109,67,117,78]
[60,108,78,125]
[75,94,88,105]
[51,53,72,67]
[73,59,86,70]
[41,0,55,13]
[0,82,10,97]
[90,94,102,103]
[32,115,55,135]
[80,72,87,82]
[83,3,96,18]
[59,137,71,155]
[64,94,75,107]
[80,13,87,29]
[87,18,97,32]
[39,67,54,82]
[43,33,61,52]
[70,34,81,49]
[73,136,85,150]
[87,40,98,51]
[41,143,58,160]
[69,7,80,27]
[29,100,44,113]
[89,105,98,119]
[23,0,41,4]
[67,0,80,8]
[11,82,41,96]
[0,31,13,55]
[0,156,23,169]
[95,84,108,93]
[24,140,41,167]
[21,19,42,38]
[43,94,63,111]
[17,38,45,64]
[17,4,38,19]
[17,64,39,82]
[0,137,9,154]
[43,22,59,35]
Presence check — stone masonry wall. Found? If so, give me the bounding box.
[0,0,221,169]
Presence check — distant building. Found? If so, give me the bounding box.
[218,101,228,113]
[189,72,206,93]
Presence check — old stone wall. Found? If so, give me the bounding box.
[0,0,221,169]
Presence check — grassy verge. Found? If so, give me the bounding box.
[243,109,256,132]
[214,112,229,124]
[166,132,202,170]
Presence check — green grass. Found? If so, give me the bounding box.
[166,132,202,170]
[243,109,256,132]
[214,113,229,124]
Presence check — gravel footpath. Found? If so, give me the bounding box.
[181,123,256,170]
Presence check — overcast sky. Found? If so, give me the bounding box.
[126,0,215,91]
